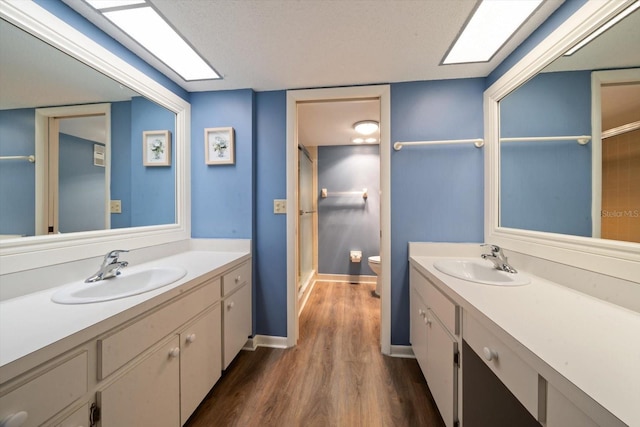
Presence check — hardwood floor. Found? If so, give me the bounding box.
[185,281,446,427]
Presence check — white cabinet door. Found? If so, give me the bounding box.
[426,310,458,427]
[410,284,429,379]
[546,384,599,427]
[180,304,222,425]
[98,337,180,427]
[222,283,252,369]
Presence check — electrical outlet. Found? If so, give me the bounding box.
[273,199,287,214]
[110,200,122,214]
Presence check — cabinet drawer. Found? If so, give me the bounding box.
[98,277,221,379]
[425,278,458,335]
[463,312,538,418]
[0,351,87,427]
[222,261,251,296]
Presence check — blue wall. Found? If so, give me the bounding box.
[130,97,176,226]
[110,101,132,229]
[255,91,288,337]
[500,71,592,236]
[190,90,255,239]
[58,134,105,233]
[317,145,380,276]
[390,79,485,344]
[0,109,35,236]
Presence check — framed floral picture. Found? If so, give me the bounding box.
[205,127,235,165]
[143,130,171,166]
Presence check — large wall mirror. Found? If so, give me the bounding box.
[485,0,639,282]
[0,1,190,274]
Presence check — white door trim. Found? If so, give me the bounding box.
[285,85,391,354]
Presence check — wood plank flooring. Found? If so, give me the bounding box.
[185,281,445,427]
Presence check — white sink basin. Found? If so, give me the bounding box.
[434,259,530,286]
[51,267,187,304]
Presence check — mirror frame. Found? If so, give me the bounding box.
[0,1,191,275]
[484,0,640,283]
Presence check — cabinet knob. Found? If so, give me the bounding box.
[235,275,241,283]
[418,309,424,316]
[483,347,498,361]
[186,333,196,344]
[0,411,28,427]
[425,317,432,325]
[227,301,235,309]
[168,347,180,358]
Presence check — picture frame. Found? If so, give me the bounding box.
[205,127,235,165]
[143,130,171,166]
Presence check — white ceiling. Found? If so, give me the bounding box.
[63,0,565,92]
[298,99,380,147]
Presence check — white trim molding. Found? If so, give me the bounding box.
[0,0,191,274]
[286,85,391,354]
[484,0,640,283]
[244,335,289,351]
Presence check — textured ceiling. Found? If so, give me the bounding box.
[64,0,565,92]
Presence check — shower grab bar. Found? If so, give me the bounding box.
[393,139,484,150]
[500,135,591,145]
[321,188,368,199]
[0,155,35,163]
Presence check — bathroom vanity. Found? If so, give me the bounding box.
[409,243,638,427]
[0,246,252,427]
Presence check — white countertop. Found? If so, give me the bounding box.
[410,255,640,427]
[0,250,249,373]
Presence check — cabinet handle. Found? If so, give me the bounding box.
[235,275,241,283]
[186,333,196,344]
[227,301,235,309]
[0,411,28,427]
[168,347,180,358]
[483,346,498,361]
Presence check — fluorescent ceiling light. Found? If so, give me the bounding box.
[443,0,543,64]
[88,2,220,81]
[85,0,145,10]
[564,1,640,56]
[353,120,379,135]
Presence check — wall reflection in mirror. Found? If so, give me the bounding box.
[0,19,176,239]
[499,3,640,244]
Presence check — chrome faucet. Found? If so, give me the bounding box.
[85,250,129,283]
[481,244,517,273]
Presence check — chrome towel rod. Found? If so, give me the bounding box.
[321,188,368,199]
[0,155,35,163]
[501,135,591,145]
[393,138,484,150]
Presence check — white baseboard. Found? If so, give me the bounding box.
[244,335,289,350]
[390,345,415,358]
[315,273,377,284]
[298,277,318,316]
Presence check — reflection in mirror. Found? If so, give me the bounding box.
[0,19,176,240]
[498,4,640,243]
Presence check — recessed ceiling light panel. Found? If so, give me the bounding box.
[443,0,543,65]
[85,0,220,81]
[85,0,146,10]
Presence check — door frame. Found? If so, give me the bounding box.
[35,103,111,235]
[285,85,391,354]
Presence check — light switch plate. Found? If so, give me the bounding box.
[274,199,287,214]
[110,200,122,214]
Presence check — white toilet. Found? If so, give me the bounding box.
[368,255,381,296]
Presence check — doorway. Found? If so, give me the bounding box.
[286,85,391,353]
[35,103,111,235]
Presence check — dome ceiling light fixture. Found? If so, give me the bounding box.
[353,120,379,136]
